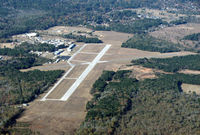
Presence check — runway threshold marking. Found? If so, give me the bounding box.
[60,44,111,101]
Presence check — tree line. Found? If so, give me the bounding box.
[64,33,103,43]
[132,54,200,72]
[122,34,182,53]
[0,0,198,39]
[183,33,200,41]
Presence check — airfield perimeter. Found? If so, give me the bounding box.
[17,27,194,135]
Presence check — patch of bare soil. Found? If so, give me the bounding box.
[0,43,15,48]
[119,65,156,80]
[179,69,200,75]
[181,83,200,95]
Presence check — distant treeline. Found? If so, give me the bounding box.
[0,0,198,38]
[183,33,200,41]
[91,18,168,34]
[64,33,103,43]
[0,42,67,58]
[122,34,181,53]
[170,18,187,25]
[132,54,200,72]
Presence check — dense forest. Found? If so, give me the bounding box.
[90,18,168,34]
[115,89,200,135]
[0,0,199,38]
[122,34,182,53]
[110,18,167,34]
[0,43,64,133]
[132,54,200,72]
[76,70,200,135]
[170,17,188,25]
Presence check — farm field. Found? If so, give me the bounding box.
[17,26,195,134]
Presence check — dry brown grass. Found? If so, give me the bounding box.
[47,79,76,99]
[21,61,71,72]
[67,65,88,78]
[72,53,97,62]
[81,44,105,53]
